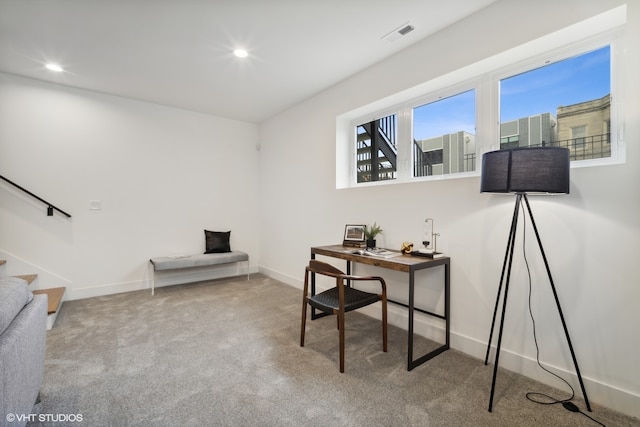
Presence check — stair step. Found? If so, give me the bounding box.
[32,287,65,315]
[13,274,38,285]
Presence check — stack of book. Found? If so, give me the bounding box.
[410,250,445,259]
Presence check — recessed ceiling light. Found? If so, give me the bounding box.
[45,63,64,72]
[233,49,248,58]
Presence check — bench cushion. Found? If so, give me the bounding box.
[150,252,248,271]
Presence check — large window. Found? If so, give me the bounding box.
[499,46,611,161]
[336,7,625,189]
[351,87,477,185]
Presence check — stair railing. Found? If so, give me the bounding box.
[358,119,398,181]
[377,116,397,153]
[0,174,72,218]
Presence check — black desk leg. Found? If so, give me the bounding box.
[445,263,450,349]
[407,262,450,371]
[310,251,317,319]
[408,269,415,370]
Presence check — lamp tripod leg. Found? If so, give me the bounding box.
[522,194,592,412]
[485,195,522,365]
[488,194,523,412]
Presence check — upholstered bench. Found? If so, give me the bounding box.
[149,251,249,295]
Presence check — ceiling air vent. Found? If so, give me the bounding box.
[382,22,415,43]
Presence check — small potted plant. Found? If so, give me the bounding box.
[364,222,383,248]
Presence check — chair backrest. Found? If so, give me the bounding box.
[307,260,344,278]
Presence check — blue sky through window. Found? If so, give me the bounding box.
[500,45,610,122]
[412,46,610,141]
[413,90,475,141]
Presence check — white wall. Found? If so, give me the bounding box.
[258,0,640,418]
[0,73,260,298]
[0,0,638,419]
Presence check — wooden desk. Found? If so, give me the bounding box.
[310,244,450,371]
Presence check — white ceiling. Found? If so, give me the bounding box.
[0,0,496,123]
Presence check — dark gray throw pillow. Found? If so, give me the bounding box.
[204,230,231,253]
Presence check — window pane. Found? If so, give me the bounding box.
[413,90,476,177]
[356,114,397,183]
[500,46,611,160]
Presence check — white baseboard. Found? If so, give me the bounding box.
[68,264,258,300]
[257,265,299,288]
[452,332,640,419]
[68,279,149,300]
[260,267,640,420]
[41,263,640,420]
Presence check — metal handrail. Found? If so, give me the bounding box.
[0,174,72,217]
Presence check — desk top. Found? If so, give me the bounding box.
[311,244,449,273]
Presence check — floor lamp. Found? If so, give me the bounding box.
[480,147,591,413]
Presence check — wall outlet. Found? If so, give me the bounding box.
[89,200,101,210]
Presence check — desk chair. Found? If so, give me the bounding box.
[300,259,387,373]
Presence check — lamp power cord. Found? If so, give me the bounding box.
[520,204,605,426]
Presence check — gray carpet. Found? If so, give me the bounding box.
[29,274,638,426]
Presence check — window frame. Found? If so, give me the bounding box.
[410,85,478,179]
[336,6,626,189]
[492,38,623,168]
[348,80,480,187]
[354,113,399,183]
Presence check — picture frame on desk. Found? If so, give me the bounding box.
[343,224,366,247]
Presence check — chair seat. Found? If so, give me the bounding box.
[300,259,387,372]
[309,286,380,313]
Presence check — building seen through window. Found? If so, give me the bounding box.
[498,45,611,160]
[409,45,611,178]
[413,89,476,177]
[353,45,612,183]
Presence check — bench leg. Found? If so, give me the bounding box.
[149,262,155,296]
[149,255,249,292]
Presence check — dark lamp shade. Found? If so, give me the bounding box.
[480,147,570,194]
